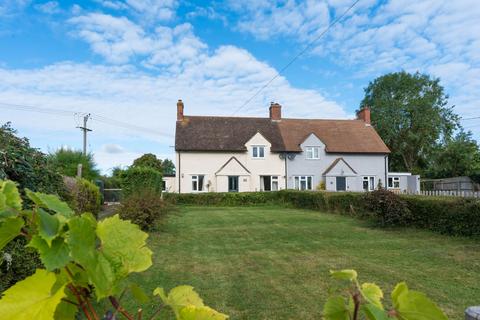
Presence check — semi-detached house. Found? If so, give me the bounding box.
[172,100,419,193]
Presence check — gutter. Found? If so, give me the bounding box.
[178,151,181,193]
[384,155,388,190]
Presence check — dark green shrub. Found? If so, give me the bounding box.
[164,191,280,206]
[47,148,100,181]
[65,177,101,217]
[121,167,163,198]
[118,191,169,230]
[365,189,411,226]
[0,238,42,292]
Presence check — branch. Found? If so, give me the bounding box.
[109,296,135,320]
[68,284,93,320]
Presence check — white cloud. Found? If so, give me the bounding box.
[97,0,177,22]
[35,1,60,14]
[69,13,206,67]
[0,0,30,16]
[102,143,126,154]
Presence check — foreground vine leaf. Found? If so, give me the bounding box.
[26,190,74,218]
[361,283,384,309]
[362,304,389,320]
[179,305,229,320]
[0,217,24,250]
[37,208,61,246]
[96,214,153,275]
[392,282,447,320]
[330,269,358,281]
[1,180,23,210]
[28,235,71,271]
[323,296,350,320]
[155,285,204,317]
[0,269,66,320]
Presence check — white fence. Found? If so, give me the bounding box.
[394,190,480,198]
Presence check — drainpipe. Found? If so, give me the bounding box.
[178,151,181,193]
[284,153,288,189]
[384,155,388,190]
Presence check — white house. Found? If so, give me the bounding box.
[174,100,419,193]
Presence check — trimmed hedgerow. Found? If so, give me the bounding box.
[165,190,480,237]
[121,166,163,198]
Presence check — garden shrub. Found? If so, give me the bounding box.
[364,189,411,226]
[65,177,102,217]
[118,191,169,231]
[121,166,163,198]
[0,238,42,293]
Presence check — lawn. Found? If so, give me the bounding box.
[127,206,480,319]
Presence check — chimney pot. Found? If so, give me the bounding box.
[357,106,371,125]
[177,99,184,121]
[269,102,282,121]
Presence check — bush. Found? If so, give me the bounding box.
[65,177,101,217]
[118,191,168,230]
[364,189,411,226]
[164,191,280,206]
[121,167,163,198]
[47,148,100,181]
[0,238,42,292]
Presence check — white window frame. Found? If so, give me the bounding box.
[252,145,265,159]
[271,176,279,191]
[192,175,205,192]
[388,177,400,189]
[294,176,313,190]
[363,176,375,191]
[305,146,320,159]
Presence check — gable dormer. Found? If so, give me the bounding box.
[299,133,325,160]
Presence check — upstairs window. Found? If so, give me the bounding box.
[252,146,265,158]
[305,147,320,159]
[192,175,205,192]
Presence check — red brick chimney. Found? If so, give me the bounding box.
[177,99,184,121]
[357,106,371,125]
[269,102,282,121]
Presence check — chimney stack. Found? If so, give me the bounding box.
[269,102,282,121]
[177,99,184,121]
[356,106,371,125]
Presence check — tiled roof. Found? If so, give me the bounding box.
[175,116,390,154]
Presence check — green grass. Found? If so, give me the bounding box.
[127,206,480,319]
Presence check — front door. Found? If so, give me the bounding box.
[336,177,346,191]
[228,176,239,192]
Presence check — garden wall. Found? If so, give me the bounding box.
[164,191,480,237]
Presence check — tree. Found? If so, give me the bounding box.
[162,158,175,175]
[48,148,100,181]
[361,71,459,173]
[427,130,480,178]
[132,153,163,172]
[0,123,64,195]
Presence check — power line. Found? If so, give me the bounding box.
[231,0,361,115]
[461,116,480,121]
[0,101,172,137]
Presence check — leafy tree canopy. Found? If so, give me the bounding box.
[132,153,163,172]
[47,148,100,181]
[361,71,459,174]
[132,154,175,175]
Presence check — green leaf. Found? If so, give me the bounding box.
[0,193,6,212]
[323,296,350,320]
[0,217,24,250]
[54,300,78,320]
[361,283,384,309]
[28,236,71,271]
[363,304,390,320]
[330,269,358,281]
[130,283,150,304]
[179,305,229,320]
[1,180,22,210]
[155,285,204,318]
[392,282,448,320]
[0,269,66,320]
[96,214,152,275]
[37,209,61,246]
[27,190,74,217]
[66,215,115,299]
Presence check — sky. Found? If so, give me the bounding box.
[1,0,479,174]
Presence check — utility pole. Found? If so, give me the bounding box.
[77,113,92,155]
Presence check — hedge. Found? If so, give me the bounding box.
[121,166,163,198]
[164,190,480,237]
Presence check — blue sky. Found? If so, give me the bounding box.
[1,0,479,173]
